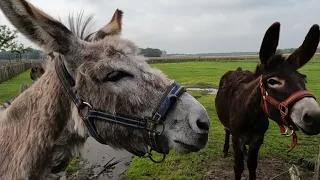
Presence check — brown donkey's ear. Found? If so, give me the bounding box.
[94,9,123,40]
[286,24,320,69]
[259,22,281,67]
[0,0,80,55]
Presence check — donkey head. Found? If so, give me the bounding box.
[258,22,320,135]
[30,65,45,81]
[0,0,210,156]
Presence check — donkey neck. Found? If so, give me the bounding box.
[0,64,73,179]
[240,76,268,125]
[243,77,262,109]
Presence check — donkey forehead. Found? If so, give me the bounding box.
[81,37,172,86]
[83,37,140,58]
[266,65,307,80]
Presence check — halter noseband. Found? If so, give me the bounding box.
[54,56,186,163]
[259,75,315,152]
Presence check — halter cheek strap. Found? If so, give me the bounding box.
[148,84,186,153]
[259,75,316,152]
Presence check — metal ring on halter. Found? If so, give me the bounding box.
[78,102,93,119]
[82,102,93,109]
[285,128,294,137]
[263,91,268,99]
[148,149,166,163]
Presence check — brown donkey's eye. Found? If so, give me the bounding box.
[104,71,133,82]
[267,79,280,85]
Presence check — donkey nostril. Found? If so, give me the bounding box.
[303,113,313,125]
[196,119,209,131]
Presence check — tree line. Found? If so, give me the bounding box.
[1,24,166,60]
[0,49,42,60]
[139,48,165,57]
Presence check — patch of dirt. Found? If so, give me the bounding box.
[203,153,314,180]
[65,137,133,180]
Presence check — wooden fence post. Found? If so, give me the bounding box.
[313,145,320,180]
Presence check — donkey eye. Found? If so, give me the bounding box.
[104,71,133,82]
[267,79,280,85]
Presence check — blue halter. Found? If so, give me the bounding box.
[55,57,186,163]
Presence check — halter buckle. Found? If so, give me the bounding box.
[279,103,288,116]
[153,112,162,121]
[146,120,165,135]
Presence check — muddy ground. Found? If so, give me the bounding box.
[65,137,133,180]
[204,153,314,180]
[64,130,315,180]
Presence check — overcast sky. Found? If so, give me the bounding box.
[1,0,319,54]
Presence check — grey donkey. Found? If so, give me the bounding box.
[0,0,210,179]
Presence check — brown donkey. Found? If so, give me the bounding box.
[0,0,210,179]
[215,22,320,180]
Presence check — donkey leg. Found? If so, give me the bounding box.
[247,137,263,180]
[232,137,244,180]
[223,129,231,158]
[243,145,248,162]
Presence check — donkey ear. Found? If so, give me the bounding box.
[0,0,80,54]
[259,22,281,66]
[286,24,320,69]
[94,9,123,40]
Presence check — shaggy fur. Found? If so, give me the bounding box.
[0,1,210,179]
[0,61,82,179]
[215,22,320,180]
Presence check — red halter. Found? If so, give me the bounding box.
[259,75,316,152]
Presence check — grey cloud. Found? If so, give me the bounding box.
[1,0,319,53]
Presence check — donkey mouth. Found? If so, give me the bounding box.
[294,123,320,135]
[174,140,201,152]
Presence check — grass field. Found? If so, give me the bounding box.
[1,60,320,179]
[0,70,32,103]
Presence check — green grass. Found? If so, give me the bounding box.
[150,61,258,87]
[66,158,81,174]
[0,70,32,103]
[150,60,320,98]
